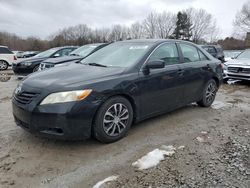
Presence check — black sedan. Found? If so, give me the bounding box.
[39,43,108,71]
[12,39,223,143]
[12,46,77,76]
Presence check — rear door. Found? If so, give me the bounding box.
[137,42,185,117]
[177,42,211,103]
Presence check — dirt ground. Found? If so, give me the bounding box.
[0,69,249,188]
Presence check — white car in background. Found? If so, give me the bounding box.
[224,49,250,82]
[0,46,17,70]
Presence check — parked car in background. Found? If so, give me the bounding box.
[12,39,223,143]
[39,43,108,71]
[201,45,225,62]
[12,46,77,76]
[224,50,243,62]
[0,46,17,70]
[223,49,250,82]
[22,51,40,58]
[13,51,24,58]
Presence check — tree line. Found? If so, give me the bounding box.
[1,3,250,51]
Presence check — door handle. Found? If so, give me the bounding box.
[206,64,212,70]
[177,69,184,76]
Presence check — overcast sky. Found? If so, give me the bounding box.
[0,0,247,39]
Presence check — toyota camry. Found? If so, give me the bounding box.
[12,39,223,143]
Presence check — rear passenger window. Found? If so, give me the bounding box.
[198,50,209,61]
[0,47,13,54]
[149,43,179,65]
[180,44,200,63]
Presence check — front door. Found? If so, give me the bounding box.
[136,42,184,118]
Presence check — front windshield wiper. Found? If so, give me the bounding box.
[86,63,107,67]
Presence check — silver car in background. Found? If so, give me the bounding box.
[224,49,250,81]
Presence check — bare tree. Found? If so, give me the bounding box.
[185,8,219,43]
[156,12,176,39]
[143,12,158,38]
[129,22,145,39]
[234,1,250,33]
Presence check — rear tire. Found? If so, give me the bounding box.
[197,79,217,107]
[93,96,133,143]
[0,60,8,70]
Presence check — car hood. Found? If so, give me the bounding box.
[42,56,82,64]
[22,63,125,90]
[225,59,250,66]
[16,57,48,64]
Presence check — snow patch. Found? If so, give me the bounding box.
[211,101,232,110]
[93,175,118,188]
[177,145,185,150]
[196,131,210,143]
[132,146,176,170]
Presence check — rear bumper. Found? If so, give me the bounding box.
[12,98,100,140]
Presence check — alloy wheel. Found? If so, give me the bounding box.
[103,103,129,137]
[205,82,216,104]
[33,66,39,72]
[0,61,7,70]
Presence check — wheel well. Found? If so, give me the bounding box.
[212,77,220,87]
[0,59,8,64]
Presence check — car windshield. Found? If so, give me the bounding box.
[70,45,98,57]
[34,48,58,58]
[236,50,250,60]
[80,42,152,67]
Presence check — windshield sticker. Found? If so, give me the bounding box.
[129,46,148,50]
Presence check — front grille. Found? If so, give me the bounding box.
[242,68,250,74]
[228,67,239,73]
[14,92,39,104]
[228,67,250,74]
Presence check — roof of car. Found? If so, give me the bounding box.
[118,39,195,45]
[52,46,78,50]
[0,45,8,48]
[200,44,222,48]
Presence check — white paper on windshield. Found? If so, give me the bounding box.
[129,46,148,50]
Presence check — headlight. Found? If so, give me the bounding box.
[40,89,92,105]
[23,62,32,66]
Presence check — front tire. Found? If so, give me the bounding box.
[0,61,8,70]
[93,96,133,143]
[33,65,39,72]
[197,79,218,107]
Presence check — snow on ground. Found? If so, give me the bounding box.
[211,101,232,110]
[93,176,119,188]
[132,145,176,170]
[196,131,210,143]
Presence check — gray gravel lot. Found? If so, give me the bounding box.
[0,69,249,188]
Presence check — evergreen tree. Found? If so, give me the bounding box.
[173,12,192,40]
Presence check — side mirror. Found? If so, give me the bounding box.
[53,53,60,58]
[143,60,165,75]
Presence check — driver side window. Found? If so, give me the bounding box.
[149,43,180,65]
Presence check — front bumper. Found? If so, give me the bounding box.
[12,63,34,76]
[12,97,100,140]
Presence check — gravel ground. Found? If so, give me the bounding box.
[0,69,249,188]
